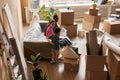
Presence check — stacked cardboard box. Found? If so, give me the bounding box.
[58,8,74,25]
[86,65,108,80]
[89,7,99,16]
[58,8,77,38]
[60,46,80,71]
[107,50,120,80]
[84,12,101,24]
[86,30,108,80]
[83,11,101,31]
[60,23,77,38]
[64,58,79,72]
[86,55,108,80]
[103,20,120,34]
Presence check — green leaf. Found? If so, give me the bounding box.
[39,5,56,21]
[31,55,36,62]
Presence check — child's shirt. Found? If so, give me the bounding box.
[50,35,60,50]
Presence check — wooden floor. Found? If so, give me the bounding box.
[25,23,88,80]
[27,37,87,80]
[27,54,86,80]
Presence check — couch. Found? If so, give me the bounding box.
[24,20,52,60]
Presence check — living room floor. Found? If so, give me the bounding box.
[24,22,103,80]
[26,36,87,80]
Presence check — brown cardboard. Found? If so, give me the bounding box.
[86,55,106,71]
[108,69,120,80]
[86,65,108,80]
[60,46,80,59]
[102,40,108,56]
[58,8,74,25]
[64,58,79,64]
[103,20,120,34]
[84,12,101,24]
[83,20,99,31]
[86,30,99,55]
[78,30,85,38]
[89,7,99,16]
[107,50,120,77]
[60,24,77,38]
[64,58,79,72]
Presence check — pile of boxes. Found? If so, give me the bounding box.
[86,30,108,80]
[86,55,107,80]
[83,7,101,31]
[64,58,79,72]
[58,8,77,38]
[107,50,120,80]
[60,46,80,72]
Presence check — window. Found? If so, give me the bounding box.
[40,0,113,6]
[40,0,93,5]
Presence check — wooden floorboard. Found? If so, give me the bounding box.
[27,54,86,80]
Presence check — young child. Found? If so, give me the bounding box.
[46,20,55,39]
[48,27,61,63]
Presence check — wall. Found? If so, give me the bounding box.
[21,0,28,24]
[0,0,25,79]
[0,0,23,41]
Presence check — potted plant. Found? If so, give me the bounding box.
[39,5,57,22]
[29,53,47,80]
[92,0,98,9]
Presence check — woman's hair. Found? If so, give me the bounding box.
[53,14,58,22]
[54,27,61,34]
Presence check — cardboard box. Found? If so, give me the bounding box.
[78,30,85,38]
[86,55,106,71]
[60,46,79,59]
[84,12,101,24]
[83,20,99,31]
[58,8,74,25]
[86,65,108,80]
[103,20,120,34]
[64,58,79,64]
[60,24,77,38]
[86,30,99,55]
[89,7,99,16]
[107,50,120,77]
[108,70,120,80]
[102,40,108,56]
[64,58,79,72]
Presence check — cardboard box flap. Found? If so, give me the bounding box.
[60,46,79,59]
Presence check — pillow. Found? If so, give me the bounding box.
[24,21,42,40]
[60,28,67,37]
[60,46,79,59]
